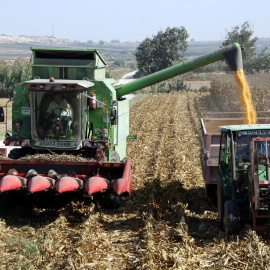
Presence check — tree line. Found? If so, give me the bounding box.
[0,59,31,98]
[0,22,269,97]
[135,22,270,84]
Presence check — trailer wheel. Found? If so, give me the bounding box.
[217,180,225,227]
[224,200,240,235]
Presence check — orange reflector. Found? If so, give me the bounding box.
[226,153,231,156]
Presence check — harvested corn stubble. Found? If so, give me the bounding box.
[1,90,270,269]
[19,153,95,162]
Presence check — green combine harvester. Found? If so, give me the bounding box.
[0,43,245,208]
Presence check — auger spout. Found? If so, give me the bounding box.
[116,42,243,98]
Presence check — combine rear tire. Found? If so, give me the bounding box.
[224,200,240,235]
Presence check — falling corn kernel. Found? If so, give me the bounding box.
[233,69,257,124]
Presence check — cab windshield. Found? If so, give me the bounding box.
[31,90,87,148]
[235,131,270,163]
[235,131,270,193]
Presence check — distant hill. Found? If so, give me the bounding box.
[0,35,74,45]
[186,40,222,56]
[0,35,139,61]
[0,35,75,60]
[0,35,269,61]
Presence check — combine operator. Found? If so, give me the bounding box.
[46,93,73,136]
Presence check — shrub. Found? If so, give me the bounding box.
[0,58,31,97]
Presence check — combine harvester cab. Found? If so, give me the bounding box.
[0,43,244,209]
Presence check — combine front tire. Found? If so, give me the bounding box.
[8,148,32,160]
[224,200,240,235]
[8,148,22,159]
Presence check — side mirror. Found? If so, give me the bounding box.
[0,107,4,122]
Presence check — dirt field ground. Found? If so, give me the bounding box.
[1,90,270,269]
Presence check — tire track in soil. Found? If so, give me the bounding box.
[125,92,215,268]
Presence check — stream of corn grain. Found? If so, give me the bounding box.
[233,69,257,124]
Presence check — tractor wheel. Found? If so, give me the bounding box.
[217,180,225,227]
[205,184,217,202]
[110,151,120,162]
[224,200,240,235]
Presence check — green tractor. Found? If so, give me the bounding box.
[218,125,270,234]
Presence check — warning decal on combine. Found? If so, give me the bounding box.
[22,107,31,115]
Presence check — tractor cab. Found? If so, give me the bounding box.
[218,124,270,234]
[20,79,93,149]
[219,125,270,190]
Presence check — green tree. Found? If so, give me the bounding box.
[0,62,10,95]
[0,58,31,97]
[222,21,270,73]
[135,27,189,75]
[114,59,126,67]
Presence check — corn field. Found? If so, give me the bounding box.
[1,73,270,269]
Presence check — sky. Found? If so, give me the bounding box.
[0,0,269,42]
